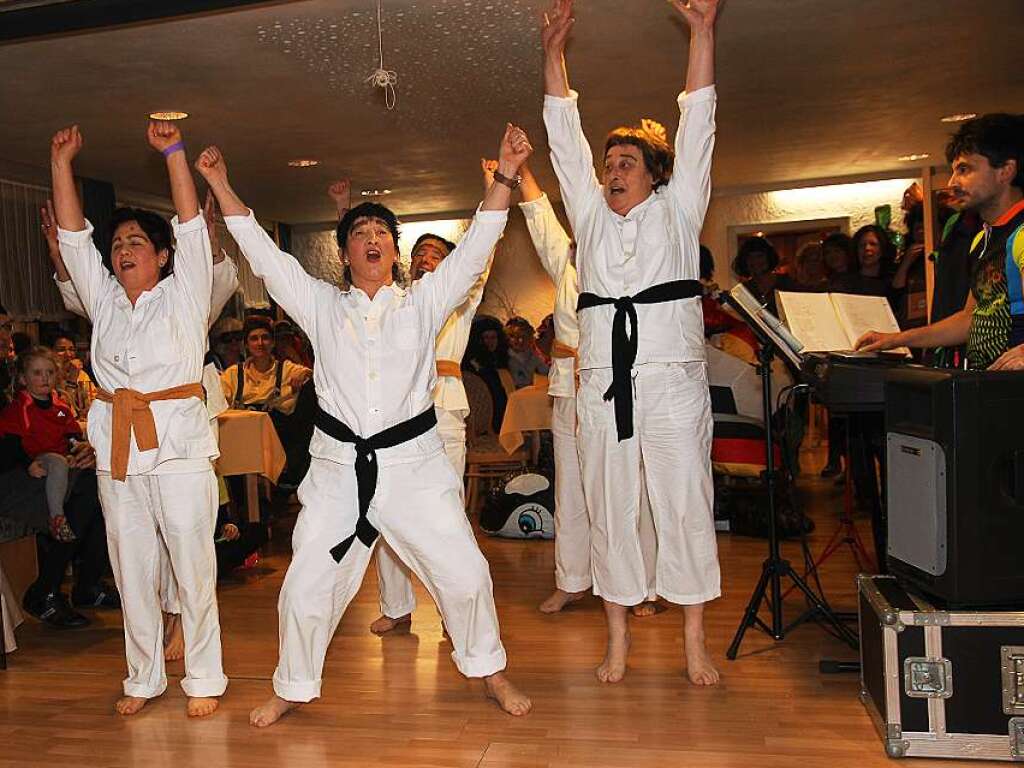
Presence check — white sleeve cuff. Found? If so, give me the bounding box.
[543,90,579,108]
[224,209,259,231]
[678,84,717,108]
[57,219,94,245]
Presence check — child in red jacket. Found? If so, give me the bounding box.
[0,347,82,541]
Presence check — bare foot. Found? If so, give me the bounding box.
[630,600,666,618]
[187,697,219,717]
[484,672,532,716]
[249,695,301,728]
[369,613,412,636]
[163,613,184,661]
[683,604,720,686]
[115,696,148,716]
[596,630,631,683]
[538,589,586,614]
[597,600,631,683]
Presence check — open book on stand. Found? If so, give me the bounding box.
[775,291,911,357]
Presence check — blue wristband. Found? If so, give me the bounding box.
[161,141,185,158]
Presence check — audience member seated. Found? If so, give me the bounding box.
[0,348,82,542]
[51,333,95,417]
[831,224,897,301]
[822,232,855,288]
[209,317,244,371]
[0,330,14,407]
[505,316,550,388]
[464,315,510,432]
[732,235,795,314]
[274,319,314,368]
[214,503,268,579]
[791,242,829,292]
[536,314,555,364]
[221,314,313,489]
[0,351,116,627]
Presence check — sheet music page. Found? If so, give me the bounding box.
[830,293,911,354]
[775,291,849,352]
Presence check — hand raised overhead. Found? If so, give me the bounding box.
[147,120,184,153]
[498,124,533,173]
[328,179,351,207]
[195,146,228,183]
[51,125,84,167]
[541,0,575,56]
[671,0,725,32]
[481,158,499,190]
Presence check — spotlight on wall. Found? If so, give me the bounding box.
[360,189,393,196]
[898,153,931,162]
[148,111,188,120]
[940,113,977,123]
[287,159,320,167]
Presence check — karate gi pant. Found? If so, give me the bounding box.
[375,406,466,620]
[97,469,227,699]
[554,394,657,600]
[273,450,506,702]
[577,363,720,607]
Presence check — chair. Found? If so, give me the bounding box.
[463,370,528,515]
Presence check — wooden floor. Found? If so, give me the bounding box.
[0,459,984,767]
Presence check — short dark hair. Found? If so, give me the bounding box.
[946,113,1024,190]
[732,236,779,278]
[505,316,535,335]
[413,232,455,255]
[11,332,31,356]
[336,202,404,287]
[604,125,675,189]
[243,314,274,340]
[108,207,175,278]
[336,202,401,250]
[699,245,715,281]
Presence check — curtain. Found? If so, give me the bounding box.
[0,178,72,320]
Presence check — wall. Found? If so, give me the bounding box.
[702,177,918,287]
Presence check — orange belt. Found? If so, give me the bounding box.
[551,341,578,359]
[436,360,463,379]
[95,382,205,481]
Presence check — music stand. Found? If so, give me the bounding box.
[721,286,859,658]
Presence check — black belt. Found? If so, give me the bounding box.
[576,279,702,441]
[313,405,437,562]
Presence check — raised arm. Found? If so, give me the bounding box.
[147,121,200,224]
[203,191,239,323]
[518,163,573,284]
[425,126,532,327]
[666,0,722,223]
[542,0,574,98]
[50,126,109,318]
[541,0,601,229]
[328,179,352,221]
[197,146,323,332]
[673,0,721,92]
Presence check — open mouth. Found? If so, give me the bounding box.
[366,246,382,263]
[609,185,625,196]
[119,259,137,271]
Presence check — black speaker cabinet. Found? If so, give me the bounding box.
[885,367,1024,608]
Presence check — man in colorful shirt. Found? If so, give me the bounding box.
[858,113,1024,368]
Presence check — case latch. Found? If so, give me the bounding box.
[1002,646,1024,716]
[1009,717,1024,760]
[904,657,953,699]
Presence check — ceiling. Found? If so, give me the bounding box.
[0,0,1021,223]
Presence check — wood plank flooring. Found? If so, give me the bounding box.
[0,463,987,767]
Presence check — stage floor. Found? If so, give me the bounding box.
[0,468,981,768]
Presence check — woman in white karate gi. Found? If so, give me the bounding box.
[368,161,498,636]
[541,0,724,685]
[197,124,534,727]
[51,122,226,716]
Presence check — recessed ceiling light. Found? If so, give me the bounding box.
[149,111,188,120]
[898,153,931,162]
[287,159,319,167]
[940,113,977,123]
[360,188,393,196]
